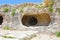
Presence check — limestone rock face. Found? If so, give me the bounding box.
[0,0,59,40]
[0,1,58,33]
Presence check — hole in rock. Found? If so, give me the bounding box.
[0,16,3,25]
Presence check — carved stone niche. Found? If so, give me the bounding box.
[21,12,51,27]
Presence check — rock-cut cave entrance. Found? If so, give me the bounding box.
[0,15,3,25]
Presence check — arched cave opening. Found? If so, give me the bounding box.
[21,15,38,26]
[0,16,3,25]
[28,17,37,26]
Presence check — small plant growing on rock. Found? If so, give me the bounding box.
[55,31,60,37]
[3,35,15,38]
[3,26,12,30]
[20,9,24,13]
[35,4,43,9]
[56,8,60,12]
[3,8,9,13]
[11,9,16,16]
[48,6,53,13]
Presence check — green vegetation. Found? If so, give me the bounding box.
[35,4,43,9]
[11,9,16,16]
[45,0,54,7]
[49,0,54,7]
[20,8,24,13]
[3,35,15,38]
[3,26,12,30]
[56,8,60,12]
[23,3,27,7]
[55,31,60,37]
[48,6,53,13]
[3,8,9,13]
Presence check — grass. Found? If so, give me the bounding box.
[56,8,60,12]
[55,31,60,37]
[3,26,12,30]
[48,6,53,13]
[11,9,16,16]
[35,4,43,9]
[19,8,24,13]
[3,8,9,13]
[3,35,15,38]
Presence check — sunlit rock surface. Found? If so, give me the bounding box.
[0,29,38,40]
[0,0,60,40]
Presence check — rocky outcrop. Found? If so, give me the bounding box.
[0,0,59,35]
